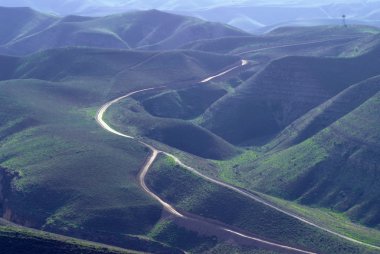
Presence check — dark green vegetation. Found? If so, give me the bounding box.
[201,45,380,145]
[102,24,380,252]
[0,225,137,254]
[0,43,240,252]
[146,155,378,254]
[1,5,380,254]
[148,219,218,253]
[107,101,238,160]
[106,21,380,251]
[0,7,248,56]
[249,80,380,227]
[140,85,227,120]
[200,55,380,233]
[0,78,164,250]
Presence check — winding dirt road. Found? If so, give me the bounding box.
[96,59,380,253]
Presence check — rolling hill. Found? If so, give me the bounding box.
[0,45,244,252]
[200,44,380,145]
[1,5,380,253]
[145,154,379,254]
[0,7,248,56]
[0,7,58,46]
[182,25,380,59]
[4,0,380,33]
[241,76,380,229]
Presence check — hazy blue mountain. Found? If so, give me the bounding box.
[1,0,380,32]
[0,7,247,56]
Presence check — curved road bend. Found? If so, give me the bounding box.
[96,59,380,253]
[96,60,314,254]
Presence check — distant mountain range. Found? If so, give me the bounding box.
[1,0,380,32]
[0,7,247,56]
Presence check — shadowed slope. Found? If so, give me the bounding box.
[241,77,380,228]
[201,45,380,145]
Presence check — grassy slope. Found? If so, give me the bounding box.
[246,90,380,228]
[213,77,380,241]
[107,97,238,160]
[0,14,378,253]
[0,7,57,46]
[201,45,380,145]
[208,73,380,246]
[0,78,160,236]
[0,78,188,253]
[148,219,218,253]
[147,219,278,254]
[146,155,378,254]
[138,85,227,120]
[0,47,242,251]
[269,75,380,150]
[260,195,380,247]
[116,30,380,249]
[9,47,239,96]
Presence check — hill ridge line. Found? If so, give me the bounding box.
[96,59,380,252]
[97,59,316,253]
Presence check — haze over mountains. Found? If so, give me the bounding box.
[1,3,380,254]
[0,7,247,56]
[2,0,380,32]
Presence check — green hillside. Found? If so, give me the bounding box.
[106,95,238,160]
[139,85,227,120]
[201,45,380,145]
[0,78,162,247]
[0,46,242,252]
[1,47,239,97]
[1,5,380,253]
[145,154,378,254]
[270,75,380,149]
[246,84,380,228]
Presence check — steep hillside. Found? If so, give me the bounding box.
[0,79,164,250]
[145,154,378,254]
[0,46,242,252]
[0,7,248,56]
[270,75,380,150]
[246,86,380,228]
[107,95,238,160]
[0,7,58,46]
[139,85,227,120]
[201,45,380,145]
